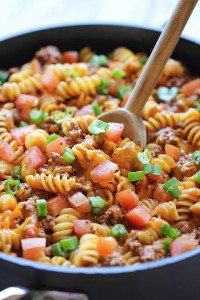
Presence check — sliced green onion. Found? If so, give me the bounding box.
[193,170,200,184]
[157,86,178,102]
[151,164,162,176]
[51,242,69,258]
[163,177,179,192]
[97,78,110,95]
[168,185,182,199]
[137,149,150,165]
[160,224,181,239]
[91,103,102,116]
[90,55,108,66]
[13,166,23,181]
[192,150,200,166]
[112,68,126,79]
[36,199,47,218]
[63,147,75,163]
[43,112,49,119]
[66,70,80,78]
[164,241,171,254]
[19,121,28,127]
[89,196,106,215]
[5,178,20,195]
[47,134,58,144]
[110,224,127,238]
[30,109,44,124]
[128,171,144,182]
[0,71,9,86]
[88,120,109,135]
[53,108,75,125]
[196,99,200,112]
[143,163,152,175]
[117,85,133,101]
[139,55,148,64]
[60,237,78,251]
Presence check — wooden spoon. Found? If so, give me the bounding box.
[99,0,198,149]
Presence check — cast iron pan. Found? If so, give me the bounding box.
[0,25,200,300]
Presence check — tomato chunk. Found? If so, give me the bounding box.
[109,61,124,71]
[0,142,15,163]
[153,184,173,202]
[170,235,197,256]
[25,146,46,170]
[62,51,78,64]
[91,160,118,183]
[31,59,42,74]
[46,137,67,158]
[106,123,124,143]
[41,70,59,92]
[97,236,117,256]
[108,78,125,96]
[47,194,69,217]
[125,204,152,227]
[121,91,131,107]
[16,95,39,122]
[75,105,94,117]
[11,125,36,146]
[22,238,46,261]
[165,144,180,161]
[73,220,91,236]
[182,78,200,97]
[147,174,163,181]
[69,192,91,214]
[117,189,139,210]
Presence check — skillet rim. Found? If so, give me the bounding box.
[0,23,200,275]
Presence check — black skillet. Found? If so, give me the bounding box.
[0,25,199,300]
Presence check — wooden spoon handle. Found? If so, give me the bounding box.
[125,0,198,115]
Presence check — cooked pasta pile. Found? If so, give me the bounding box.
[0,45,200,267]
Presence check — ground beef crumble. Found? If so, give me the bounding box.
[139,242,165,262]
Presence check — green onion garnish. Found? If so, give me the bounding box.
[143,163,152,175]
[110,224,127,238]
[53,108,75,125]
[66,70,80,78]
[30,109,44,125]
[36,199,47,218]
[60,237,79,251]
[97,78,110,95]
[192,150,200,166]
[196,99,200,112]
[5,178,20,195]
[91,103,102,116]
[0,71,9,86]
[47,134,58,144]
[51,242,69,258]
[112,68,126,79]
[63,147,75,163]
[151,164,162,176]
[88,120,109,135]
[193,170,200,184]
[89,196,106,215]
[168,185,182,199]
[13,166,23,182]
[163,177,179,192]
[43,112,49,119]
[139,55,148,64]
[137,149,150,165]
[157,87,178,102]
[128,171,144,182]
[164,241,171,254]
[117,85,133,101]
[19,121,28,127]
[90,55,108,66]
[160,224,181,239]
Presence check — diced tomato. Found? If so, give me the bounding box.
[25,146,46,170]
[182,78,200,97]
[165,144,180,161]
[153,184,173,202]
[25,215,39,238]
[73,220,91,236]
[0,142,15,163]
[109,61,124,71]
[170,235,197,256]
[125,203,152,227]
[117,189,139,210]
[106,123,124,143]
[75,105,94,117]
[121,91,131,107]
[41,70,59,92]
[69,192,91,214]
[62,51,78,64]
[147,174,163,181]
[97,236,117,256]
[46,137,67,158]
[47,194,69,217]
[16,94,39,122]
[22,238,46,261]
[25,228,37,238]
[108,78,125,96]
[31,59,42,74]
[91,160,118,183]
[11,125,36,146]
